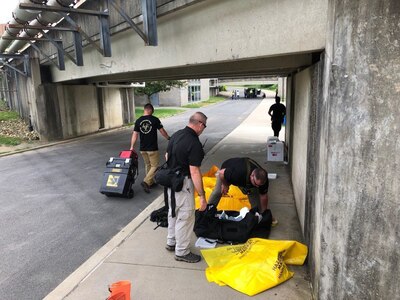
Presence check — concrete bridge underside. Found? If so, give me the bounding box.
[72,52,318,84]
[1,0,400,299]
[46,0,325,84]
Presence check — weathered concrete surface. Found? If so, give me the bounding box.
[313,0,400,298]
[291,67,312,233]
[50,0,328,82]
[36,84,125,141]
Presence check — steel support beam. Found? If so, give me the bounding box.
[41,31,80,66]
[29,42,65,70]
[0,62,27,77]
[1,36,63,42]
[99,14,112,57]
[17,2,111,58]
[19,3,109,16]
[59,12,108,56]
[0,54,30,77]
[7,24,77,32]
[142,0,158,46]
[108,0,148,44]
[72,31,84,66]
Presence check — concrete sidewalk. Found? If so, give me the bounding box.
[45,99,311,300]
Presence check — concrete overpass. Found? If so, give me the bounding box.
[1,0,399,299]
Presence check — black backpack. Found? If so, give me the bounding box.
[150,188,169,229]
[150,206,168,229]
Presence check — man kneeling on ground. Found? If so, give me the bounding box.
[208,157,278,225]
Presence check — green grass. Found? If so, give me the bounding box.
[133,108,187,122]
[132,96,225,122]
[182,96,225,108]
[0,110,19,121]
[0,135,22,146]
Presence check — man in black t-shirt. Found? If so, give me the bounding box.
[130,103,170,193]
[208,157,270,213]
[268,96,286,138]
[165,112,208,263]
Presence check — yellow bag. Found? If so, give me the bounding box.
[201,238,308,296]
[195,166,251,211]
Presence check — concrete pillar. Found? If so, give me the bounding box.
[315,0,400,298]
[27,57,43,134]
[277,77,286,101]
[120,88,135,124]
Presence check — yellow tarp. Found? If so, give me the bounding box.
[201,238,308,296]
[195,165,251,211]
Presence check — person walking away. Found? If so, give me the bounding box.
[165,112,208,263]
[208,157,278,225]
[268,96,286,138]
[130,103,170,193]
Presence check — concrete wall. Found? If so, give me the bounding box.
[35,84,125,141]
[50,0,328,82]
[60,86,100,138]
[144,78,210,107]
[285,75,293,154]
[102,88,124,129]
[158,87,186,106]
[311,0,400,299]
[200,79,210,101]
[291,67,312,232]
[37,85,98,140]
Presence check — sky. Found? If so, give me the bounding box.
[0,1,19,24]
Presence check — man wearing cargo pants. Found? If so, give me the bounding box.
[130,103,170,193]
[165,112,208,263]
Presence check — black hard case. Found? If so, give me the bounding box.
[99,157,135,198]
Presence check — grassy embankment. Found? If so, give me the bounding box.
[0,103,22,146]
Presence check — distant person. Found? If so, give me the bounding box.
[130,103,170,193]
[165,112,208,263]
[235,89,240,99]
[268,96,286,138]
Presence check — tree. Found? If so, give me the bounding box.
[134,80,186,102]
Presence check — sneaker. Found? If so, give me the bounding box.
[165,244,175,252]
[272,217,279,227]
[175,252,201,263]
[141,182,150,193]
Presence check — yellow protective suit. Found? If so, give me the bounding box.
[201,238,308,296]
[195,165,251,211]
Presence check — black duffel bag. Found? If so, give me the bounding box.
[249,208,272,239]
[154,164,185,192]
[194,204,260,244]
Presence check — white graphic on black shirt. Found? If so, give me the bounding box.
[140,119,152,134]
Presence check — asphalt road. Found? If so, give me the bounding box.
[0,99,262,299]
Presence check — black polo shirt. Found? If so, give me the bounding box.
[221,157,269,194]
[133,115,163,151]
[167,126,204,176]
